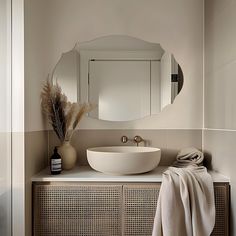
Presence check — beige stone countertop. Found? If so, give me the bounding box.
[31,165,230,183]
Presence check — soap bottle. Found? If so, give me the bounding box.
[50,147,62,175]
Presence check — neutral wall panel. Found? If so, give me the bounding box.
[25,131,48,236]
[205,64,236,129]
[204,0,236,234]
[204,130,236,235]
[205,0,236,130]
[25,0,203,131]
[49,129,202,166]
[12,0,25,235]
[0,0,12,235]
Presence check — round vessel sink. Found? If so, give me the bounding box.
[87,146,161,175]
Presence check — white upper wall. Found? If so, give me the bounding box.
[25,0,51,132]
[204,1,236,234]
[205,0,236,130]
[0,0,11,133]
[25,0,204,131]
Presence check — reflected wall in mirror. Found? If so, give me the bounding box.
[53,50,79,102]
[52,35,184,121]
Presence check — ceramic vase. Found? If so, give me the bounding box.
[58,141,77,170]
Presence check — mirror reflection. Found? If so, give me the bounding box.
[53,35,183,122]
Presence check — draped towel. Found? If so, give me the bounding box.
[152,148,215,236]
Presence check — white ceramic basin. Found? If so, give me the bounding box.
[87,146,161,175]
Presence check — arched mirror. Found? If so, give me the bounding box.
[53,35,183,122]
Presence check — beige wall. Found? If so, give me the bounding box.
[24,1,50,235]
[49,129,202,166]
[24,0,52,132]
[22,0,236,234]
[0,133,11,236]
[24,0,204,235]
[25,131,48,236]
[12,0,25,235]
[204,0,236,234]
[0,0,11,234]
[25,0,204,132]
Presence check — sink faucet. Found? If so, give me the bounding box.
[121,135,144,146]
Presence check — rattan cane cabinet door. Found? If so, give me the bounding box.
[211,183,229,236]
[33,184,122,236]
[123,184,160,236]
[122,183,229,236]
[33,182,229,236]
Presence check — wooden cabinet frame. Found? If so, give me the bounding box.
[33,182,229,236]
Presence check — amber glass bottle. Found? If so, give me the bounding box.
[50,147,62,175]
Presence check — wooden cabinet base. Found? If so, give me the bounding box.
[33,182,229,236]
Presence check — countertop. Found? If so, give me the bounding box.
[31,166,230,183]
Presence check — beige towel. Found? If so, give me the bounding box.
[173,147,204,167]
[152,148,215,236]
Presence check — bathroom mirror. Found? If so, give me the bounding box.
[52,35,183,121]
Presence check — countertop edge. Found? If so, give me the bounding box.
[31,166,230,183]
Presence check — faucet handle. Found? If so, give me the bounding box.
[121,135,128,143]
[121,135,144,146]
[134,135,143,146]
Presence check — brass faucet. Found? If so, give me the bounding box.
[121,135,144,146]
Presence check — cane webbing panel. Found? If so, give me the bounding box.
[211,184,229,236]
[33,183,229,236]
[34,184,122,236]
[122,184,229,236]
[123,185,160,236]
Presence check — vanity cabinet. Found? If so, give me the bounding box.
[33,182,229,236]
[123,184,160,236]
[33,184,123,236]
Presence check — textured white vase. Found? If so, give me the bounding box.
[58,141,77,170]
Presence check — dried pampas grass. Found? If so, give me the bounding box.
[41,80,94,143]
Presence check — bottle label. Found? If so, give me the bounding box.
[51,159,62,171]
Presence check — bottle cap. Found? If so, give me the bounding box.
[51,146,61,159]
